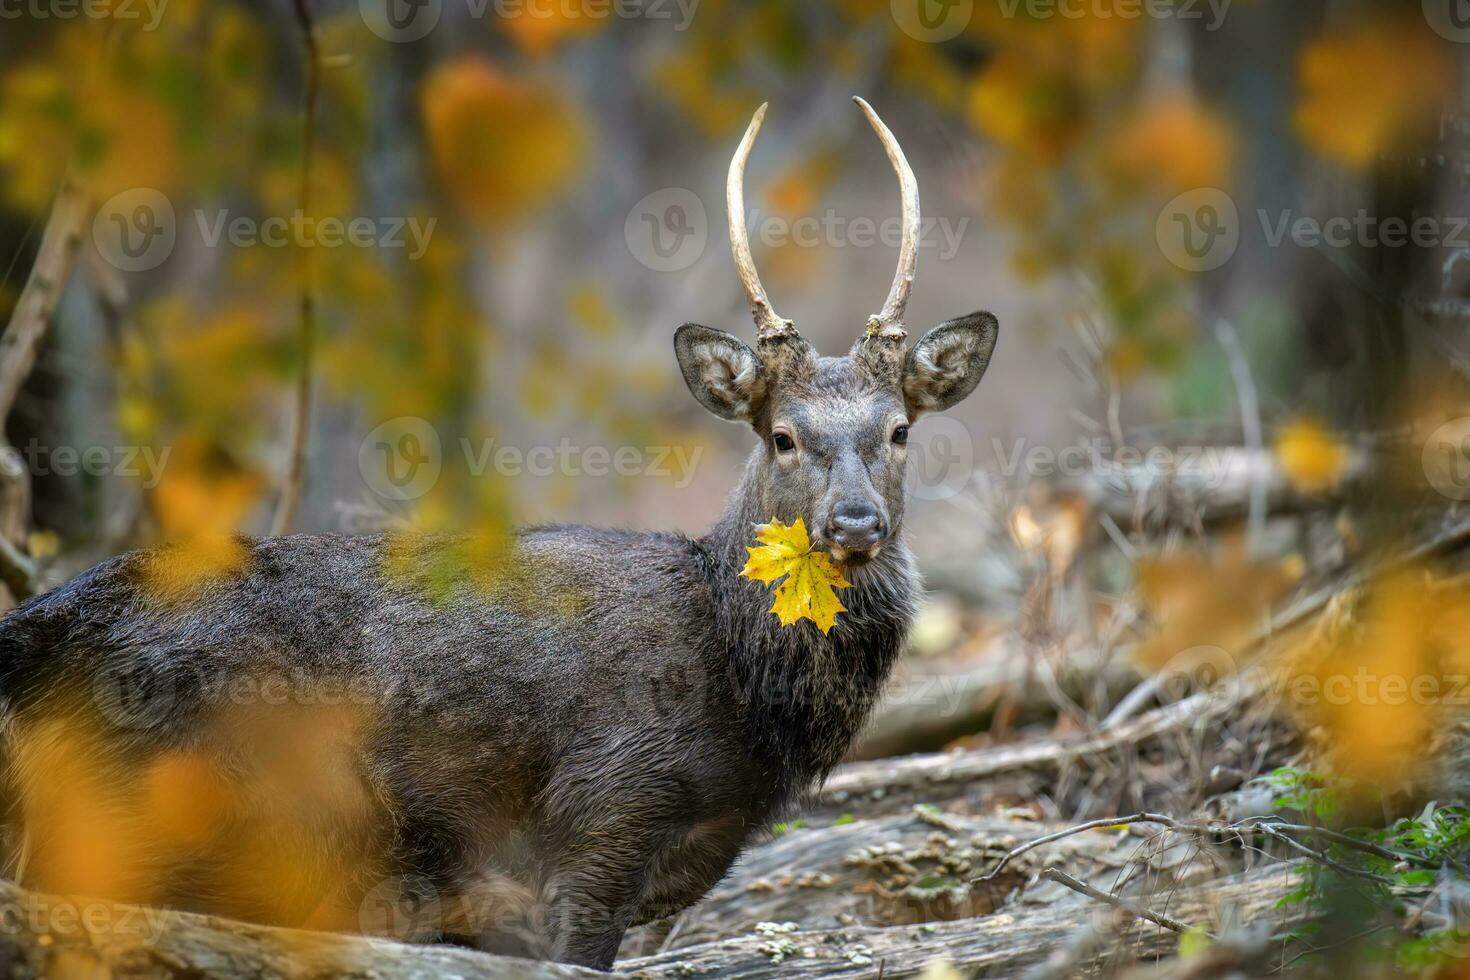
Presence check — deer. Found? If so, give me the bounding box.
[0,98,997,971]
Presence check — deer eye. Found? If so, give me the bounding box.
[772,431,796,453]
[891,425,910,446]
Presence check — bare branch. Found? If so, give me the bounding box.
[977,812,1180,883]
[270,0,322,536]
[1037,867,1199,935]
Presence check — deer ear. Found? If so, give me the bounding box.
[902,311,998,417]
[675,323,769,423]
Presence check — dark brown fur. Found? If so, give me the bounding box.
[0,312,996,969]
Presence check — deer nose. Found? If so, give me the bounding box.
[829,506,883,550]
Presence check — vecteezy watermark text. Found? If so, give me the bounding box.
[194,211,438,261]
[0,0,168,29]
[360,0,699,43]
[6,441,170,489]
[359,418,706,501]
[93,188,438,273]
[1158,188,1470,273]
[990,436,1233,489]
[994,0,1230,30]
[625,187,970,272]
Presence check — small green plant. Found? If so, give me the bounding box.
[1254,767,1470,972]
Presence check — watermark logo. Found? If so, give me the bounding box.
[1259,209,1469,251]
[1424,0,1470,43]
[362,0,698,43]
[360,875,442,944]
[93,658,179,731]
[625,188,971,272]
[359,417,443,502]
[1156,187,1239,272]
[992,0,1230,31]
[94,188,176,273]
[358,419,705,501]
[1155,645,1242,707]
[0,0,169,29]
[361,0,442,41]
[892,0,972,42]
[625,187,707,272]
[1424,417,1470,501]
[12,440,170,489]
[94,189,437,272]
[905,416,975,502]
[194,211,437,260]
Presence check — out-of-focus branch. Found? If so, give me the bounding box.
[0,527,38,600]
[270,0,321,536]
[0,178,90,425]
[1211,318,1265,552]
[0,176,91,606]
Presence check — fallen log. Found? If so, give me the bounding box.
[818,675,1267,820]
[0,879,596,980]
[855,643,1140,760]
[624,806,1131,956]
[620,865,1299,978]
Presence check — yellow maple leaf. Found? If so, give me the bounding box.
[741,517,851,634]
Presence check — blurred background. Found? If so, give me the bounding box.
[2,0,1461,556]
[6,0,1470,972]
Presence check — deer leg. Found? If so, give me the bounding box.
[634,816,747,924]
[542,844,659,970]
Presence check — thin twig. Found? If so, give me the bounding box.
[1038,867,1198,935]
[1211,317,1265,553]
[270,0,321,536]
[979,811,1438,887]
[1245,817,1439,870]
[1252,825,1393,884]
[977,812,1178,882]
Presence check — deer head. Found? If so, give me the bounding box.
[676,98,998,566]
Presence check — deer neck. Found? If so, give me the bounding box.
[699,455,919,809]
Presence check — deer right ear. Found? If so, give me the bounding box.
[674,323,768,423]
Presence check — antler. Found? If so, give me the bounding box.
[728,103,796,342]
[854,97,918,343]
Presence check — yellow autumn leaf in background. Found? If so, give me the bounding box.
[138,441,262,603]
[1133,538,1300,672]
[1274,417,1349,495]
[1294,18,1452,169]
[1109,90,1234,192]
[498,0,608,56]
[422,55,586,223]
[967,53,1082,163]
[1285,572,1470,787]
[741,517,851,634]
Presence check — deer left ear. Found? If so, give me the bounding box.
[674,323,769,423]
[902,311,999,417]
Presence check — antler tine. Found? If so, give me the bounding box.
[728,103,796,342]
[854,97,918,342]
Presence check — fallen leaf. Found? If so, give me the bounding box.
[741,517,851,634]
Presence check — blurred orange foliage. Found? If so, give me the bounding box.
[1109,91,1233,193]
[1285,572,1470,787]
[498,0,610,56]
[1133,539,1300,673]
[1294,18,1454,169]
[422,55,586,223]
